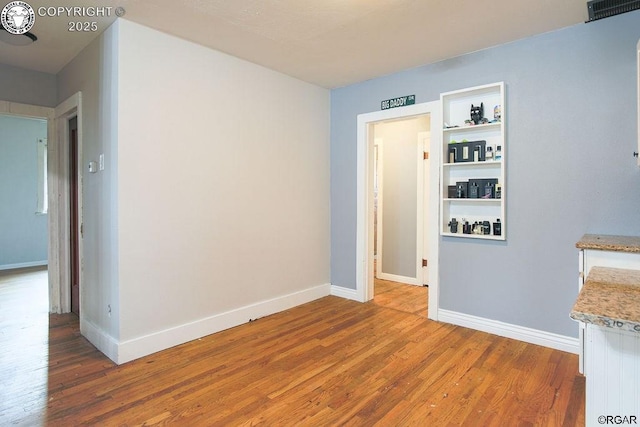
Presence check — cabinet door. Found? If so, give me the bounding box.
[585,325,640,424]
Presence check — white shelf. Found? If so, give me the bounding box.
[443,122,501,132]
[443,198,501,203]
[443,160,502,168]
[442,232,505,240]
[440,82,506,241]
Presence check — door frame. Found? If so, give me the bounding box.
[419,131,431,285]
[53,92,83,314]
[0,94,83,315]
[68,115,80,314]
[356,101,441,320]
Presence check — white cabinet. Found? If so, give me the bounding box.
[585,324,640,424]
[576,234,640,373]
[440,82,505,240]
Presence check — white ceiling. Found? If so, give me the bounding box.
[0,0,589,88]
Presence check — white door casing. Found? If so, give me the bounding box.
[53,92,83,315]
[420,131,430,285]
[356,101,441,320]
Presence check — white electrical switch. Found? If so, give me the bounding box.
[99,154,105,171]
[88,161,97,173]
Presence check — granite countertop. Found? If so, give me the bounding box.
[576,234,640,253]
[570,266,640,333]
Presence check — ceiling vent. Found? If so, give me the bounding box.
[586,0,640,22]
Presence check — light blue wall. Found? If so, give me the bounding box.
[0,63,57,107]
[331,10,640,337]
[0,115,48,268]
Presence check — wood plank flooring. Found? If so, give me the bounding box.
[1,268,585,426]
[372,277,428,317]
[0,267,50,427]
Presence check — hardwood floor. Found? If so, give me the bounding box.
[372,277,428,317]
[0,267,50,426]
[1,268,585,426]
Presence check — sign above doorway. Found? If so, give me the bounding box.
[381,95,415,110]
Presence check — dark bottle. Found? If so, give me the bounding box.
[469,182,479,199]
[463,221,471,234]
[482,221,491,235]
[448,218,458,233]
[493,219,501,236]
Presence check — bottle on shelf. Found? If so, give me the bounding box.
[493,219,501,236]
[486,146,493,161]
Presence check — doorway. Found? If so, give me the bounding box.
[356,101,441,321]
[0,95,83,318]
[374,116,429,286]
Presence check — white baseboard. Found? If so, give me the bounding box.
[0,260,48,271]
[330,285,360,301]
[376,272,420,286]
[438,309,580,354]
[81,317,119,363]
[112,283,331,364]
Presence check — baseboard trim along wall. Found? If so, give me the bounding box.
[109,283,332,364]
[438,309,580,354]
[81,317,120,363]
[0,260,48,271]
[376,272,420,286]
[330,285,360,301]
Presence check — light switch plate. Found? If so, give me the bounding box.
[99,154,105,171]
